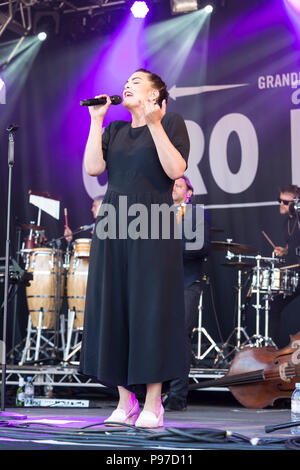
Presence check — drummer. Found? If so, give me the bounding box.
[269,184,300,347]
[64,197,102,242]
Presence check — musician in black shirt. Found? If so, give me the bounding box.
[164,176,210,411]
[269,184,300,347]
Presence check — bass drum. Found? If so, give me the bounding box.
[25,248,64,329]
[67,238,91,328]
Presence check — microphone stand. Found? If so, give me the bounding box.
[46,224,94,247]
[1,125,27,419]
[9,226,22,364]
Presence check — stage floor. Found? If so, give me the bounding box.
[0,391,298,452]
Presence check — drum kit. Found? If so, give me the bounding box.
[201,235,299,365]
[191,222,300,368]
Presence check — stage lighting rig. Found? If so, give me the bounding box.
[130,1,149,18]
[33,10,60,38]
[170,0,198,14]
[204,4,214,13]
[170,0,216,15]
[37,31,47,41]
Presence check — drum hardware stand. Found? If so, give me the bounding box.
[261,293,276,347]
[64,307,83,363]
[214,251,251,366]
[228,251,250,348]
[192,278,223,362]
[237,253,281,348]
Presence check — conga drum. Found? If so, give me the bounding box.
[67,238,91,328]
[25,248,65,329]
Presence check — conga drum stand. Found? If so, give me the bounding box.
[64,308,82,363]
[63,238,90,363]
[51,241,65,363]
[19,307,66,365]
[20,244,65,365]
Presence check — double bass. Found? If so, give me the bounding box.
[190,332,300,408]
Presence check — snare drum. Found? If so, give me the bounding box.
[67,238,91,328]
[25,248,64,328]
[271,268,299,295]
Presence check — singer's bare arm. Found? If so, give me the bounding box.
[144,99,186,180]
[84,95,111,176]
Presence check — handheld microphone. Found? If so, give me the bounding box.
[80,95,122,107]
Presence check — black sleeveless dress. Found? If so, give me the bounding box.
[79,112,190,392]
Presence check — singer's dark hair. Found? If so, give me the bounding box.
[136,68,169,107]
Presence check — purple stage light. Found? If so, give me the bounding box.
[131,1,149,18]
[286,0,300,14]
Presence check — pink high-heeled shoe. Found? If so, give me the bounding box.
[135,404,164,428]
[104,398,140,426]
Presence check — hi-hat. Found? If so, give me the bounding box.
[211,240,257,254]
[222,262,255,270]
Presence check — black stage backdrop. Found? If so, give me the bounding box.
[0,0,300,354]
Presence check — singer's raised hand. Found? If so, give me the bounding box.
[143,98,166,127]
[89,94,111,119]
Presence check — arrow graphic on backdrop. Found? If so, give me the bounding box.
[168,83,249,100]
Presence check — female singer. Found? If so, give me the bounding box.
[79,69,190,428]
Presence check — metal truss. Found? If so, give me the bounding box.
[2,364,104,388]
[0,0,131,40]
[0,0,165,39]
[1,364,227,389]
[0,0,164,67]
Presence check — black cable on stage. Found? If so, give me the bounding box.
[0,421,292,450]
[285,437,300,450]
[0,422,291,450]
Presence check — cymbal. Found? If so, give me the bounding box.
[222,262,255,270]
[211,227,224,233]
[211,240,257,254]
[19,223,45,231]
